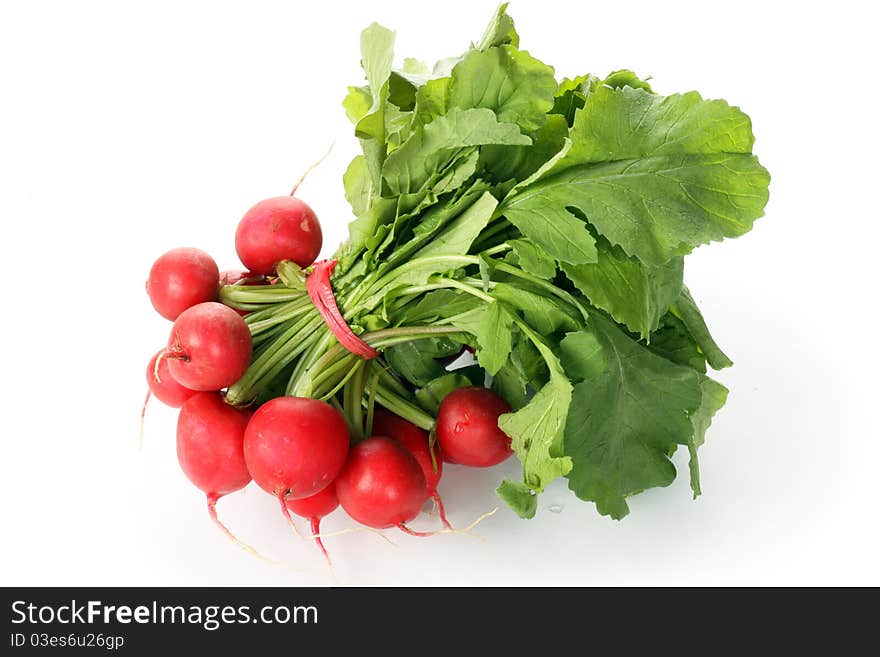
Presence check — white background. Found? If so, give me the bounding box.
[1,0,877,586]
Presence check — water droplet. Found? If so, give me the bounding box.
[548,504,564,514]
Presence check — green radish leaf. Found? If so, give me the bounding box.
[338,196,397,274]
[561,314,703,519]
[562,239,684,339]
[383,108,530,196]
[550,74,596,126]
[413,77,450,127]
[412,191,498,259]
[384,336,463,387]
[602,69,653,92]
[512,332,550,390]
[498,324,573,495]
[328,8,768,525]
[451,301,514,376]
[397,289,482,325]
[497,480,537,519]
[430,149,480,198]
[355,193,497,314]
[480,114,570,187]
[501,86,770,265]
[377,182,491,269]
[388,59,432,110]
[645,312,708,373]
[390,148,481,220]
[507,239,557,279]
[384,102,413,146]
[342,86,372,125]
[687,376,729,498]
[671,286,733,370]
[560,86,758,173]
[449,45,557,135]
[500,196,598,265]
[477,3,520,50]
[343,155,371,217]
[354,23,396,191]
[492,283,580,335]
[491,359,529,411]
[558,330,604,381]
[355,23,395,141]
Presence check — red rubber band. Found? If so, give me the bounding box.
[306,260,379,359]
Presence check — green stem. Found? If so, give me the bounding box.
[250,317,298,348]
[345,361,369,440]
[360,325,467,346]
[461,276,496,289]
[226,313,323,405]
[275,260,307,289]
[344,255,479,318]
[318,357,361,402]
[385,280,481,315]
[287,330,337,396]
[389,276,495,312]
[311,353,358,397]
[372,361,411,398]
[373,384,435,431]
[494,261,590,324]
[243,297,307,323]
[436,277,495,303]
[219,285,305,305]
[223,301,276,312]
[289,325,465,399]
[390,282,453,297]
[245,298,313,335]
[481,242,512,256]
[364,368,380,437]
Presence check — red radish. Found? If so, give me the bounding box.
[335,436,428,534]
[164,302,252,391]
[140,349,199,444]
[235,196,322,274]
[146,247,219,321]
[146,349,197,407]
[178,392,252,495]
[373,408,451,529]
[177,392,253,546]
[244,397,350,534]
[286,483,339,563]
[436,386,513,467]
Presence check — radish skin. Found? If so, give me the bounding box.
[166,302,252,391]
[147,247,219,320]
[436,387,513,467]
[146,349,197,407]
[235,197,322,274]
[244,397,349,537]
[373,408,452,529]
[176,392,255,552]
[177,392,252,495]
[335,436,429,533]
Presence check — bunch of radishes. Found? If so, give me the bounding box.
[143,190,513,563]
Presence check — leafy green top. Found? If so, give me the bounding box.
[315,4,767,519]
